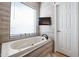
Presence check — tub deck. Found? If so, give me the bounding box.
[1,36,54,57]
[23,40,54,57]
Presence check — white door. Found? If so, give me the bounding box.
[56,3,67,55]
[56,3,78,57]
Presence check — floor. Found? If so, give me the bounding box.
[46,52,66,57]
[52,52,66,57]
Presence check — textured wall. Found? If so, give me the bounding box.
[0,2,11,44]
[40,2,55,39]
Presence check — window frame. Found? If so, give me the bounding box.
[10,2,37,36]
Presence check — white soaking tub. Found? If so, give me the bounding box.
[1,36,51,57]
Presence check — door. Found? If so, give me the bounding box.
[56,3,78,56]
[56,3,67,55]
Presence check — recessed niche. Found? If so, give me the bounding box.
[39,17,51,25]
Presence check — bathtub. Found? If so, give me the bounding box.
[1,36,51,57]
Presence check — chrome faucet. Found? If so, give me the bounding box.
[42,34,48,40]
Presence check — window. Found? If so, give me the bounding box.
[10,2,36,36]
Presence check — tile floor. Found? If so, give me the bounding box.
[46,52,66,57]
[52,52,66,57]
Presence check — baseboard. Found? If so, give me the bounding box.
[56,51,69,57]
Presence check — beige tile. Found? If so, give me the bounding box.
[52,52,66,57]
[45,52,66,57]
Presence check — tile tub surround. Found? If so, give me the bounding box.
[40,2,55,40]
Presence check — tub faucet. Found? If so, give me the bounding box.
[42,34,48,40]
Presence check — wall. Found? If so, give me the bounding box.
[40,2,55,39]
[78,2,79,57]
[0,2,11,56]
[0,2,11,44]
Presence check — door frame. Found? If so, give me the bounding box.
[54,3,60,52]
[55,3,64,53]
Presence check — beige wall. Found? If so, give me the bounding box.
[40,2,55,40]
[0,2,11,56]
[0,2,40,44]
[0,2,11,44]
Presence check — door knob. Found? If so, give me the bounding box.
[57,30,61,32]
